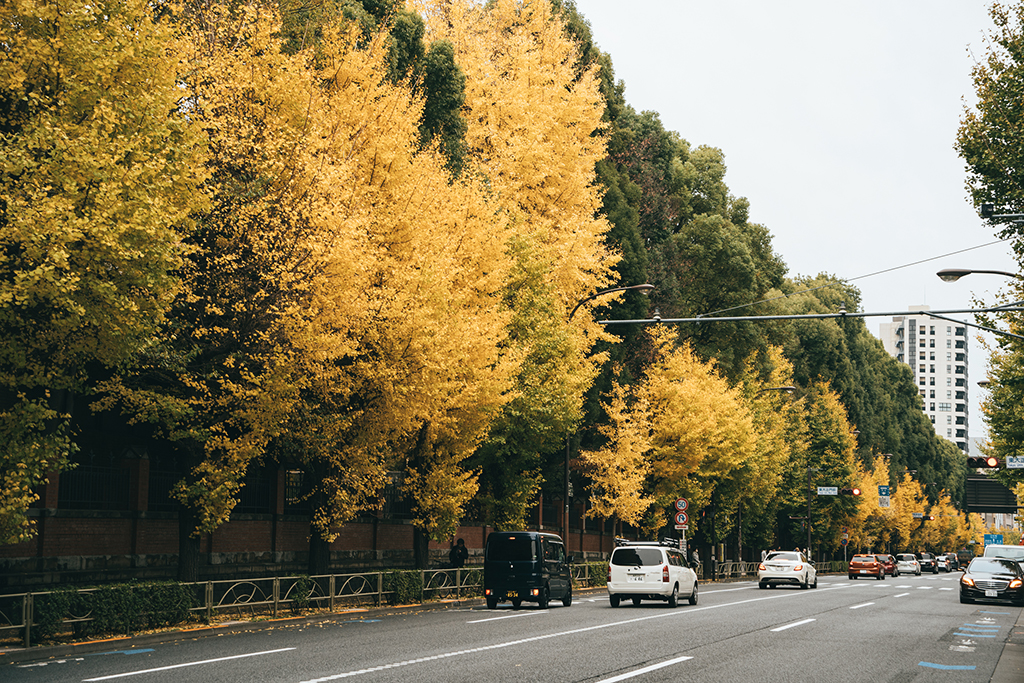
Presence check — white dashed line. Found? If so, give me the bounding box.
[771,618,816,632]
[850,602,875,610]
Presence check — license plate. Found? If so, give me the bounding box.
[985,589,998,598]
[859,569,867,574]
[628,575,644,582]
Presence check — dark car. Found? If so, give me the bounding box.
[875,554,899,577]
[917,552,939,574]
[945,552,960,571]
[484,531,573,609]
[960,557,1024,606]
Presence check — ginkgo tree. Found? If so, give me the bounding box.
[0,0,208,544]
[417,0,618,530]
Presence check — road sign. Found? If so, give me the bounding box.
[674,524,689,531]
[841,526,849,533]
[878,485,890,496]
[1007,456,1024,469]
[984,534,1004,546]
[878,495,890,508]
[840,538,848,546]
[675,511,688,526]
[817,486,838,496]
[913,512,923,519]
[674,498,689,511]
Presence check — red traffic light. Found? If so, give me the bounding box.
[967,456,1000,468]
[840,487,862,496]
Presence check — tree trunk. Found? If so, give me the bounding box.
[309,527,331,575]
[413,526,430,569]
[177,506,202,582]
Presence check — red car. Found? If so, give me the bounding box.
[849,554,886,580]
[875,554,899,577]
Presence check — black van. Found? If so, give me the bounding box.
[484,531,573,609]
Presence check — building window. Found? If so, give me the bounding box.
[929,339,935,347]
[919,352,926,360]
[946,352,951,361]
[947,415,952,423]
[947,326,952,335]
[930,326,935,334]
[930,377,935,385]
[920,389,926,396]
[946,339,951,348]
[947,378,952,386]
[929,390,935,398]
[920,378,926,386]
[947,428,952,436]
[930,402,936,411]
[938,402,951,411]
[946,390,952,398]
[919,340,926,348]
[930,365,935,373]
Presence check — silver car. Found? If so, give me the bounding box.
[896,552,921,575]
[758,551,817,589]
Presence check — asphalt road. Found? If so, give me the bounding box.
[3,572,1022,683]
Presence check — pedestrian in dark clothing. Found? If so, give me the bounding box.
[449,538,469,568]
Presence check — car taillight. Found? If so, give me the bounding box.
[793,564,803,571]
[758,562,766,571]
[663,564,670,582]
[607,565,612,583]
[1010,578,1023,589]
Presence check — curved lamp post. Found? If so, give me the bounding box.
[933,269,1024,340]
[564,284,655,544]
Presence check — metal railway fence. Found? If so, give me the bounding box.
[0,564,605,649]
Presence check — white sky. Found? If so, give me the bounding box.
[575,0,1020,444]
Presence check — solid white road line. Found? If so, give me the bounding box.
[594,655,694,683]
[467,612,547,623]
[770,618,816,632]
[83,648,296,681]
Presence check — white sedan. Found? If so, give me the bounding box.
[758,551,817,589]
[895,553,921,576]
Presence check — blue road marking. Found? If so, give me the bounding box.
[85,649,155,657]
[954,632,997,638]
[979,611,1011,614]
[960,624,999,629]
[338,619,381,624]
[919,662,977,671]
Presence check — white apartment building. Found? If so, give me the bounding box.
[878,305,969,452]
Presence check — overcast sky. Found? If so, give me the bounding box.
[575,0,1018,443]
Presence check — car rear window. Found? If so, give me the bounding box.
[875,555,889,562]
[851,555,873,561]
[897,554,916,561]
[765,552,800,562]
[487,536,535,561]
[611,548,664,566]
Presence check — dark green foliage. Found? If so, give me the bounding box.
[29,586,78,643]
[30,582,192,642]
[387,11,426,83]
[419,40,468,176]
[383,570,422,605]
[290,575,314,612]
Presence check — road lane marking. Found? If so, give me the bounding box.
[953,632,996,638]
[849,602,874,610]
[893,593,910,598]
[297,588,851,682]
[467,612,547,623]
[594,655,693,682]
[83,648,296,681]
[770,618,815,632]
[916,586,932,590]
[980,611,1011,614]
[938,587,954,591]
[920,662,976,670]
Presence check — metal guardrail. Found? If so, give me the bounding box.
[0,564,603,649]
[711,560,847,580]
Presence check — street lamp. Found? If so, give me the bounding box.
[564,284,655,543]
[806,467,820,558]
[936,268,1022,282]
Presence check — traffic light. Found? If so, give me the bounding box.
[966,456,1000,468]
[840,487,862,496]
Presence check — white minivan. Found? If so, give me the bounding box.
[607,540,698,608]
[982,544,1024,570]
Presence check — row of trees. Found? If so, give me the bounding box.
[1,0,992,580]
